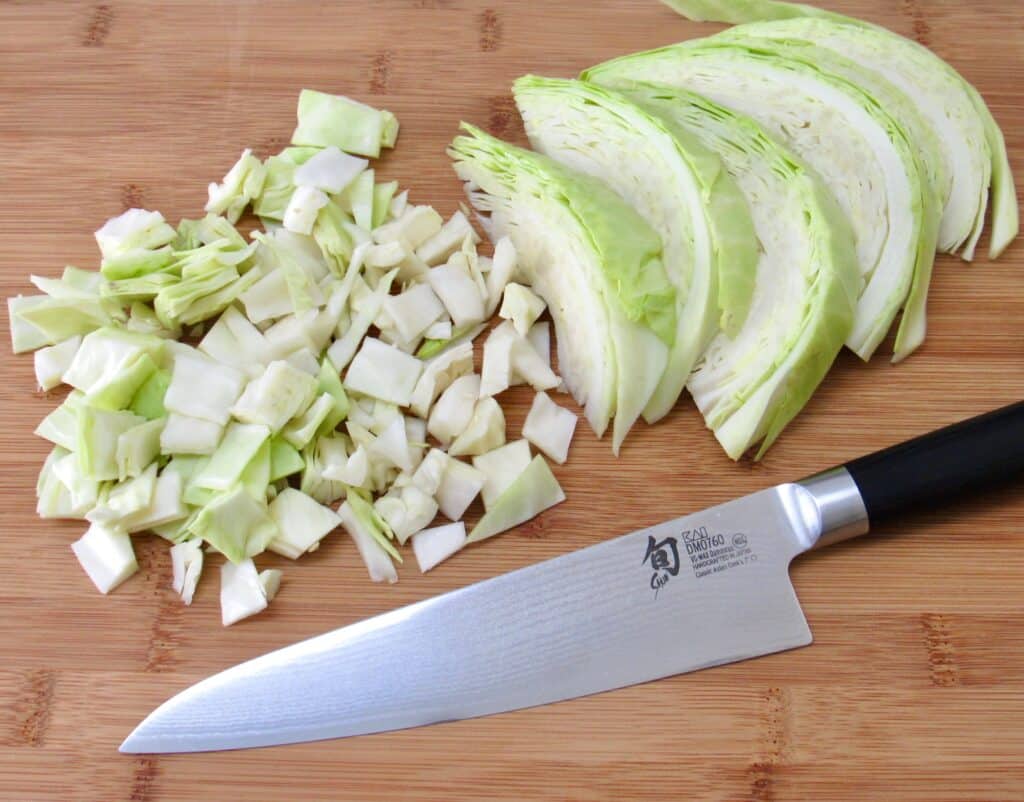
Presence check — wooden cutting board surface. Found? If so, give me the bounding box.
[1,1,1022,799]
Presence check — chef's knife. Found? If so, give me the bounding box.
[121,401,1024,753]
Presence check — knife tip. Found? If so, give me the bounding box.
[119,729,146,754]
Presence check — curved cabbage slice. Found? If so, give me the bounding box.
[448,125,674,453]
[661,0,1018,260]
[585,39,939,363]
[596,82,859,458]
[512,75,758,423]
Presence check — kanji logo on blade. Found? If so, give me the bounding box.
[643,535,679,597]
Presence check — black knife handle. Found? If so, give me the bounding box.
[843,400,1024,525]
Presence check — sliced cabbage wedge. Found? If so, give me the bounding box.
[660,0,1018,260]
[585,39,940,362]
[592,82,858,458]
[448,124,675,453]
[512,75,757,422]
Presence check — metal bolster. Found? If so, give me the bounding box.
[796,467,870,550]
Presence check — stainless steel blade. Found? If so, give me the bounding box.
[121,484,825,753]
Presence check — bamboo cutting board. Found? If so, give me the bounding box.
[1,2,1022,800]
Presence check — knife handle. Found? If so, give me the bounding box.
[843,400,1024,526]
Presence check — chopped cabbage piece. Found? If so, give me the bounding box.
[412,522,467,573]
[427,373,481,445]
[435,457,485,521]
[374,485,439,545]
[116,417,165,480]
[77,406,147,480]
[94,208,176,262]
[291,89,399,159]
[427,260,485,328]
[190,486,279,564]
[373,205,443,248]
[473,439,533,510]
[267,487,342,559]
[192,422,271,492]
[416,210,480,266]
[206,148,267,223]
[88,462,158,527]
[448,396,506,457]
[423,319,453,341]
[368,415,414,472]
[34,335,82,391]
[372,180,399,228]
[71,523,138,594]
[120,468,188,533]
[410,448,449,497]
[468,455,565,542]
[159,413,224,456]
[259,569,282,602]
[343,336,423,406]
[170,539,204,605]
[269,436,305,481]
[293,146,368,194]
[220,558,269,626]
[499,282,546,336]
[128,368,170,421]
[283,185,330,236]
[408,340,473,419]
[522,391,578,464]
[35,392,84,451]
[383,283,446,344]
[164,348,246,425]
[232,359,319,432]
[51,450,101,516]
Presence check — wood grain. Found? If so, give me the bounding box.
[1,1,1022,800]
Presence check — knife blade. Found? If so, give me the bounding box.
[121,400,1024,753]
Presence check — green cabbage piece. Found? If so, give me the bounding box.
[189,486,278,564]
[253,156,296,222]
[35,391,85,451]
[12,294,113,347]
[513,75,757,421]
[62,327,165,410]
[95,209,177,279]
[205,148,267,223]
[36,446,77,519]
[345,489,401,561]
[660,0,1017,260]
[129,367,171,420]
[313,199,357,271]
[192,422,271,493]
[467,455,565,543]
[291,89,399,159]
[76,406,147,481]
[373,181,399,228]
[52,450,102,517]
[238,438,272,500]
[269,436,305,482]
[116,417,165,481]
[449,124,676,453]
[314,357,350,437]
[299,434,349,504]
[88,462,158,527]
[585,38,939,363]
[582,82,858,458]
[8,296,52,354]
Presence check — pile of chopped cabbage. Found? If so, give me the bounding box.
[10,89,575,625]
